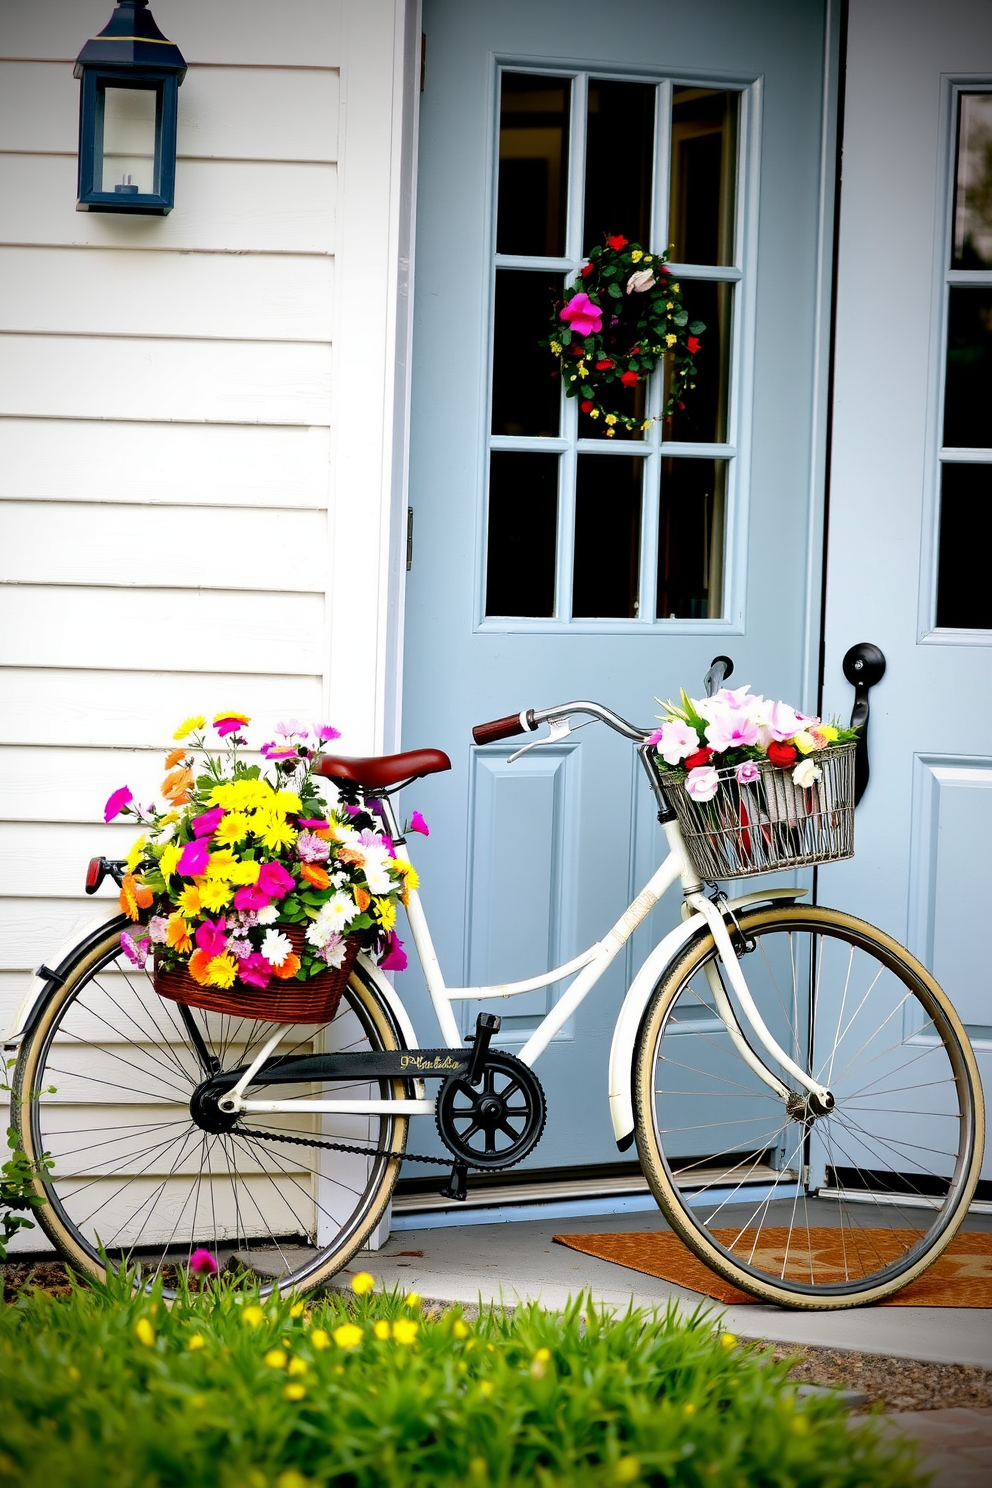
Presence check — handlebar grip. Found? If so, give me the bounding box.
[472,711,533,745]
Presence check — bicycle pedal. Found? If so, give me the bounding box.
[439,1161,469,1201]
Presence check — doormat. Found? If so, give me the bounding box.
[551,1228,992,1306]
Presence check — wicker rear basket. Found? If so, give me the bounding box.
[660,742,856,881]
[154,925,360,1023]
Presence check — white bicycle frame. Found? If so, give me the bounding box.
[221,708,834,1134]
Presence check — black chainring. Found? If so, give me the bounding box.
[435,1050,546,1170]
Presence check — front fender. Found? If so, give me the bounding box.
[607,887,806,1146]
[3,913,128,1049]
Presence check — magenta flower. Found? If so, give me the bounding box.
[104,785,133,823]
[233,884,271,913]
[189,1247,218,1277]
[177,838,210,877]
[647,728,665,748]
[214,714,249,737]
[120,930,148,969]
[195,917,228,957]
[380,932,408,972]
[735,761,761,785]
[559,292,603,337]
[238,952,272,988]
[315,724,341,742]
[298,817,330,830]
[261,741,297,760]
[192,806,225,838]
[257,860,296,899]
[409,811,430,837]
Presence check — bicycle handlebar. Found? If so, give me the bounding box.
[471,711,535,744]
[473,701,650,745]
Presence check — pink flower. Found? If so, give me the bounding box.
[238,952,272,988]
[315,725,341,742]
[189,1248,218,1277]
[655,720,701,766]
[233,884,271,912]
[704,707,760,752]
[177,839,210,877]
[298,817,330,830]
[684,766,720,802]
[192,806,225,838]
[297,832,330,863]
[213,714,249,737]
[380,932,408,972]
[261,741,297,760]
[104,786,133,823]
[120,930,148,968]
[195,917,228,957]
[647,728,665,748]
[735,761,760,785]
[148,915,170,945]
[257,860,296,899]
[761,699,805,742]
[275,719,307,739]
[409,811,430,837]
[559,292,603,337]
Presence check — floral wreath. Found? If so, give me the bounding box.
[543,235,705,434]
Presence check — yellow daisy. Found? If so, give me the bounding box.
[214,812,251,846]
[205,954,238,989]
[177,885,202,918]
[158,843,182,881]
[257,817,298,854]
[374,897,397,932]
[205,850,239,880]
[228,859,261,886]
[199,880,234,913]
[173,715,206,741]
[125,835,147,874]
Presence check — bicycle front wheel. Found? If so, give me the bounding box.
[14,919,409,1296]
[633,905,984,1308]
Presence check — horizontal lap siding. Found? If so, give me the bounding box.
[0,0,347,1040]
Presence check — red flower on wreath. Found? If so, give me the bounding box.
[684,746,714,771]
[595,359,614,370]
[767,741,798,768]
[581,262,594,277]
[606,234,628,251]
[620,370,639,388]
[581,400,595,413]
[687,336,701,354]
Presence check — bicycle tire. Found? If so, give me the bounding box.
[13,917,409,1296]
[633,904,984,1308]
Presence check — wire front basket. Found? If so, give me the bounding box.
[660,742,856,880]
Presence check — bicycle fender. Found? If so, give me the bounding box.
[606,887,807,1147]
[3,912,130,1049]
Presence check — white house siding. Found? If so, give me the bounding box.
[0,0,420,1148]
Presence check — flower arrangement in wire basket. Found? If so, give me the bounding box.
[651,686,859,878]
[104,712,416,1000]
[543,235,705,434]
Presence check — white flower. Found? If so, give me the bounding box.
[261,929,293,966]
[685,765,720,802]
[256,904,279,925]
[361,848,394,895]
[792,758,822,789]
[626,268,656,294]
[320,933,347,968]
[306,892,359,949]
[656,719,700,765]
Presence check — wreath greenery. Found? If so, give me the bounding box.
[543,234,705,434]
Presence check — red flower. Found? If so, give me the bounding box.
[687,336,701,354]
[606,234,628,251]
[571,343,584,354]
[767,741,798,768]
[620,370,639,388]
[659,266,669,276]
[581,262,594,277]
[684,746,714,771]
[595,359,614,370]
[581,400,595,413]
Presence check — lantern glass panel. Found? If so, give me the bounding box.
[100,84,157,196]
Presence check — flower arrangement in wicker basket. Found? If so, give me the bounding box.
[103,712,416,1021]
[651,686,859,880]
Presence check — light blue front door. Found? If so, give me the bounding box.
[399,0,838,1174]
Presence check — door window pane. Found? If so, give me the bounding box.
[669,88,737,266]
[666,280,731,443]
[572,456,642,617]
[486,453,558,616]
[492,270,563,436]
[497,73,570,257]
[936,464,992,628]
[952,93,992,270]
[943,288,992,448]
[584,80,655,254]
[657,458,726,618]
[100,84,156,195]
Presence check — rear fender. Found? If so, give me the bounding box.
[607,887,807,1146]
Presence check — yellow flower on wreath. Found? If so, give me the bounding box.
[665,333,677,347]
[605,414,618,427]
[630,248,643,262]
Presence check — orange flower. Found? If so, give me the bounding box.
[313,828,333,840]
[119,874,153,920]
[164,747,186,769]
[271,953,301,981]
[166,912,192,955]
[187,948,212,985]
[353,886,371,912]
[300,863,331,890]
[162,766,194,804]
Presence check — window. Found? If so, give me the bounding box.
[484,70,742,624]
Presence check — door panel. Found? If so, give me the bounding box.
[399,0,835,1173]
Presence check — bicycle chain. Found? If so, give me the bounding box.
[239,1126,455,1168]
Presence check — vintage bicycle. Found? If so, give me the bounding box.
[6,665,984,1308]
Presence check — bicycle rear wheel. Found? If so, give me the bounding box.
[633,905,984,1308]
[13,919,409,1296]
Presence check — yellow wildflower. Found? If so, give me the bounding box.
[589,408,600,418]
[310,1328,330,1350]
[666,301,674,310]
[392,1319,418,1345]
[287,1356,308,1376]
[720,1332,737,1349]
[605,414,617,426]
[684,1402,696,1415]
[373,1320,391,1340]
[228,859,261,885]
[333,1323,364,1350]
[173,715,206,741]
[199,879,234,913]
[404,1293,421,1309]
[615,1457,641,1484]
[350,1272,375,1295]
[242,1305,266,1327]
[276,1473,310,1488]
[188,1334,205,1351]
[577,362,589,378]
[214,812,251,846]
[205,850,239,879]
[125,835,146,873]
[374,897,396,932]
[289,1302,305,1318]
[550,340,562,355]
[158,843,182,881]
[205,954,238,989]
[478,1380,493,1397]
[671,282,680,292]
[453,1320,470,1339]
[606,427,616,436]
[135,1318,155,1346]
[630,249,643,262]
[177,884,202,917]
[264,1348,287,1369]
[644,255,653,263]
[665,333,677,347]
[283,1383,306,1401]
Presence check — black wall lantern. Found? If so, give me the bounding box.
[74,0,186,215]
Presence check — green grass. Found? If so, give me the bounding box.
[0,1270,921,1487]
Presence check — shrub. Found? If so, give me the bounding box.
[0,1272,921,1487]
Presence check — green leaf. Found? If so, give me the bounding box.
[608,283,622,299]
[689,320,706,335]
[673,310,688,327]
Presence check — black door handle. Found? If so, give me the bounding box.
[842,643,886,806]
[703,655,734,698]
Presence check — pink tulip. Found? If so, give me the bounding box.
[559,292,603,337]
